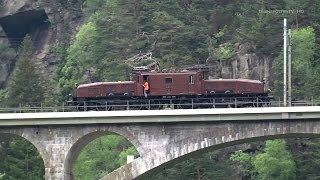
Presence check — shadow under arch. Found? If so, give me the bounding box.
[64,128,143,180]
[0,133,46,179]
[136,133,320,180]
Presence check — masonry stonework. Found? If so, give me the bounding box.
[1,119,320,180]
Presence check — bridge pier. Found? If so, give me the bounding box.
[0,126,82,180]
[0,125,143,180]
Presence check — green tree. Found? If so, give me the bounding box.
[82,0,108,15]
[272,26,316,99]
[74,135,138,180]
[0,136,44,180]
[254,139,296,180]
[230,150,254,179]
[287,138,320,180]
[7,35,45,107]
[0,89,7,107]
[59,0,215,99]
[236,0,304,56]
[152,151,233,180]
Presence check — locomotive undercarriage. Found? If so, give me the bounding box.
[69,94,272,111]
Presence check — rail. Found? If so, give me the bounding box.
[0,98,319,113]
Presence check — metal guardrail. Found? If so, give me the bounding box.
[0,98,319,113]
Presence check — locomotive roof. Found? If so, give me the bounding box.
[140,71,198,75]
[78,81,135,87]
[205,79,262,83]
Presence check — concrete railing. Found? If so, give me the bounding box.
[0,98,319,113]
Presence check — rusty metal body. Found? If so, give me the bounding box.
[71,71,270,110]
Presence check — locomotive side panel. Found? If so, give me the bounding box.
[204,80,235,94]
[236,81,264,94]
[141,72,202,96]
[76,81,136,98]
[204,79,264,94]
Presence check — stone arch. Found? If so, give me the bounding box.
[0,129,49,166]
[136,133,320,179]
[64,125,143,180]
[129,133,320,180]
[142,133,318,178]
[0,132,46,178]
[104,120,320,179]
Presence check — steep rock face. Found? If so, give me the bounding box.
[208,43,273,88]
[0,26,12,88]
[0,0,83,87]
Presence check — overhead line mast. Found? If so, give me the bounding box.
[283,18,287,106]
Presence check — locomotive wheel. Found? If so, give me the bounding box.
[197,99,213,109]
[128,101,145,110]
[149,100,161,110]
[76,103,88,111]
[140,106,148,110]
[252,99,263,107]
[131,100,162,110]
[76,104,83,111]
[264,101,271,107]
[178,100,195,109]
[96,104,112,111]
[227,104,235,108]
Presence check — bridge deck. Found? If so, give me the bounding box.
[1,106,320,126]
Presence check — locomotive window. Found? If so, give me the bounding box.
[189,75,194,84]
[165,77,173,84]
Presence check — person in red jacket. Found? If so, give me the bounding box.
[143,80,149,98]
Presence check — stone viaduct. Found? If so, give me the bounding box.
[1,106,320,180]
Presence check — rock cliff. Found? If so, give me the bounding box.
[207,43,273,88]
[0,0,83,87]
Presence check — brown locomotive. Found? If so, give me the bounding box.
[70,71,272,110]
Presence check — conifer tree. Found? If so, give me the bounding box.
[7,35,45,107]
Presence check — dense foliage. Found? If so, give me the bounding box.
[2,0,320,179]
[57,0,320,100]
[0,136,44,180]
[151,151,234,180]
[272,26,318,100]
[74,135,139,180]
[230,139,296,180]
[254,140,296,180]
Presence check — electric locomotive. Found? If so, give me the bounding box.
[68,70,272,111]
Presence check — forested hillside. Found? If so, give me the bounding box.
[1,0,320,179]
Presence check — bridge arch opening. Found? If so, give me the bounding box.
[0,133,45,180]
[136,133,320,180]
[64,129,141,180]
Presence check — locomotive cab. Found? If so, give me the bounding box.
[136,71,203,97]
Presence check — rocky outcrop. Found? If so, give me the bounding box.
[0,0,83,86]
[207,43,273,88]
